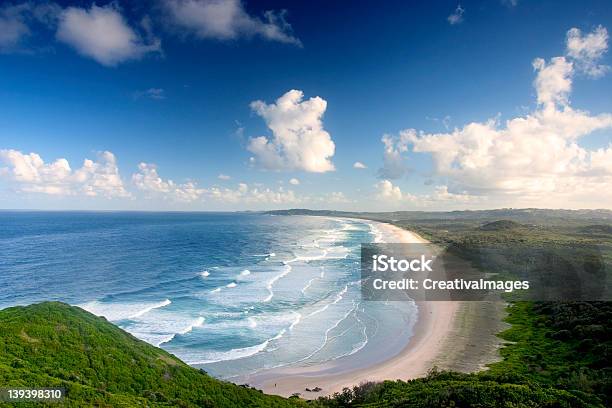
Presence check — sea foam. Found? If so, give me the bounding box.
[79,298,172,321]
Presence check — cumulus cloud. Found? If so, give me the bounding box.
[375,179,405,201]
[132,163,204,202]
[163,0,301,46]
[374,179,476,208]
[218,173,231,180]
[447,5,464,25]
[377,131,413,179]
[532,56,573,109]
[566,25,609,77]
[385,26,612,207]
[132,162,300,205]
[56,4,161,66]
[247,89,335,173]
[207,183,298,204]
[353,161,367,169]
[0,149,129,197]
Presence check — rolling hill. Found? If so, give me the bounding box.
[0,302,302,407]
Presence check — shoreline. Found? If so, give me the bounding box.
[241,220,504,399]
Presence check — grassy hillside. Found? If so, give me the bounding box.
[0,302,302,407]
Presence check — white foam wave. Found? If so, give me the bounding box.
[263,264,292,302]
[200,271,210,277]
[180,316,205,335]
[153,334,176,347]
[289,311,302,331]
[307,285,348,317]
[240,269,251,276]
[211,288,221,293]
[188,329,286,365]
[368,223,386,243]
[253,252,275,257]
[328,307,369,360]
[298,300,359,363]
[301,277,317,294]
[129,299,171,319]
[158,316,205,346]
[79,299,172,321]
[226,282,237,288]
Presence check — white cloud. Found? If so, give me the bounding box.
[218,173,231,180]
[56,4,160,66]
[132,163,299,205]
[378,131,413,179]
[447,5,464,25]
[163,0,301,46]
[375,180,405,201]
[353,161,367,169]
[0,4,30,51]
[430,185,476,203]
[387,26,612,208]
[374,179,476,208]
[248,89,335,173]
[0,2,60,52]
[327,191,349,203]
[132,163,204,202]
[308,191,351,205]
[134,88,166,100]
[289,177,300,185]
[0,149,129,197]
[566,25,609,77]
[207,183,298,204]
[532,56,573,109]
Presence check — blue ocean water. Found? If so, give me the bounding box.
[0,212,416,379]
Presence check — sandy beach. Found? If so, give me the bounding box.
[242,221,507,398]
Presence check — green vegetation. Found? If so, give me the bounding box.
[2,209,611,407]
[312,301,610,407]
[490,302,611,400]
[478,219,523,231]
[312,371,596,407]
[0,302,302,407]
[269,209,611,407]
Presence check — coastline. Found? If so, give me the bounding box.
[242,221,505,398]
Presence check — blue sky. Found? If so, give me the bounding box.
[1,0,612,210]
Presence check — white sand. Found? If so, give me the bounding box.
[244,221,460,398]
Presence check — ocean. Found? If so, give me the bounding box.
[0,212,417,379]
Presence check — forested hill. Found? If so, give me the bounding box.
[0,302,302,407]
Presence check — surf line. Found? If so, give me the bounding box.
[129,299,171,319]
[158,316,205,346]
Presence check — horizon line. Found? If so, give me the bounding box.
[1,207,612,214]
